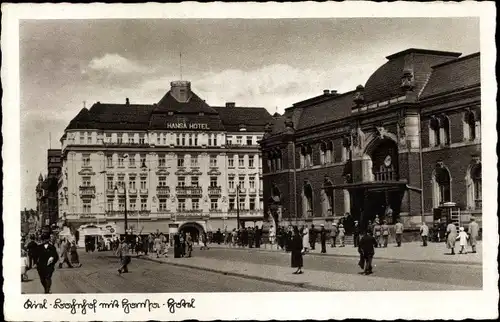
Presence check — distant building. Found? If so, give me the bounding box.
[58,81,272,240]
[35,149,62,227]
[261,48,481,234]
[21,208,40,235]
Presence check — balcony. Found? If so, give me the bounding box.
[106,188,115,196]
[139,189,149,195]
[228,188,237,195]
[373,169,398,182]
[238,187,247,194]
[176,186,203,196]
[208,186,222,196]
[128,188,138,196]
[79,186,96,198]
[156,186,171,197]
[249,187,257,194]
[103,141,150,148]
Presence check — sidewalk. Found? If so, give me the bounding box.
[140,254,480,291]
[203,241,482,265]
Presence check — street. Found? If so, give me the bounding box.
[21,251,307,293]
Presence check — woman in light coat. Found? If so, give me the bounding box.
[446,223,458,255]
[338,224,346,247]
[301,227,309,253]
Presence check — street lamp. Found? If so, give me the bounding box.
[236,183,241,230]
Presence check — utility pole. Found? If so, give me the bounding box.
[236,184,240,230]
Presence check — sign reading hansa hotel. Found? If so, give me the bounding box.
[166,122,209,130]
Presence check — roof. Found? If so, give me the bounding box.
[420,53,480,99]
[212,106,273,132]
[296,91,355,130]
[364,48,463,103]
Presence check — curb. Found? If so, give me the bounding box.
[204,246,482,266]
[139,256,338,292]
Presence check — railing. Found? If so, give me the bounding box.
[79,186,96,197]
[156,186,171,196]
[249,188,257,194]
[208,187,222,195]
[106,188,115,195]
[105,210,151,217]
[103,142,150,148]
[139,189,149,195]
[228,188,237,195]
[373,170,397,181]
[239,187,247,193]
[176,186,203,196]
[128,188,138,195]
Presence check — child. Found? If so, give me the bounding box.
[456,227,469,254]
[338,224,345,247]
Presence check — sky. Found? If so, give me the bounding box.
[19,18,480,209]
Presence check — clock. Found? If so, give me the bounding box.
[384,155,392,167]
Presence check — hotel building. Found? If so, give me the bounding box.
[58,81,272,239]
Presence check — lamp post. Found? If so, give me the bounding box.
[236,184,240,230]
[115,183,128,236]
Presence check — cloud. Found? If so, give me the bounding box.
[88,53,152,74]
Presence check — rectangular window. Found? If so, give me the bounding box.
[250,198,256,210]
[87,135,92,144]
[178,177,185,187]
[238,155,245,168]
[82,154,90,167]
[208,135,213,146]
[80,133,84,143]
[181,134,186,146]
[246,136,253,145]
[229,198,235,210]
[159,198,167,211]
[107,177,114,190]
[177,156,185,167]
[139,135,145,144]
[157,136,161,145]
[159,155,166,167]
[191,155,198,167]
[194,135,198,146]
[129,155,136,167]
[117,175,125,189]
[140,154,146,168]
[105,133,111,143]
[188,135,193,146]
[129,178,136,190]
[227,136,233,145]
[210,198,218,210]
[118,198,125,211]
[239,197,245,210]
[129,199,137,211]
[118,155,124,167]
[236,136,242,145]
[191,177,199,187]
[210,176,218,187]
[229,178,235,189]
[117,134,123,144]
[176,134,180,146]
[192,198,199,210]
[163,134,167,145]
[249,176,255,189]
[128,136,135,144]
[83,200,91,213]
[107,199,114,211]
[239,175,245,188]
[140,178,147,190]
[228,156,234,167]
[210,155,217,167]
[158,176,167,186]
[259,178,263,190]
[248,157,254,168]
[141,198,147,211]
[256,136,262,142]
[82,176,91,187]
[178,198,186,211]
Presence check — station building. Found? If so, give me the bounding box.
[58,81,271,240]
[261,48,481,235]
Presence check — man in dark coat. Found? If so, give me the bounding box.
[248,227,255,248]
[358,230,378,275]
[254,226,261,248]
[319,224,327,253]
[309,224,317,250]
[353,220,360,248]
[35,233,59,293]
[26,235,38,269]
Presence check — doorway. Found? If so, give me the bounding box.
[179,222,204,243]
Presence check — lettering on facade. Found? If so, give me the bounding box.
[166,123,209,130]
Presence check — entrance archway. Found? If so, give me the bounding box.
[178,222,205,243]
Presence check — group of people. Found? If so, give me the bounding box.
[203,227,264,249]
[275,224,333,253]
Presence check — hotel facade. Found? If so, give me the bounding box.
[261,48,482,236]
[58,81,272,238]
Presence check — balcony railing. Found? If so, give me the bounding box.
[106,210,151,217]
[139,189,149,195]
[239,187,247,194]
[106,188,115,196]
[249,188,257,194]
[128,188,138,195]
[156,186,171,196]
[208,186,222,196]
[373,170,398,182]
[228,188,237,195]
[176,186,203,196]
[79,186,96,197]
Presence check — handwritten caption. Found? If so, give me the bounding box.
[24,298,195,315]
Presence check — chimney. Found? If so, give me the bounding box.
[330,90,338,95]
[170,81,191,103]
[226,102,236,108]
[126,98,130,105]
[323,90,330,95]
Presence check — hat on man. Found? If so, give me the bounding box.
[332,223,337,226]
[320,224,324,227]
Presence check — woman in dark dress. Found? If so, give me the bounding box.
[290,226,304,274]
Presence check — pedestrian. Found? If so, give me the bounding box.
[338,224,345,247]
[186,232,193,257]
[269,225,276,246]
[116,238,131,274]
[26,235,38,269]
[248,227,255,248]
[290,226,304,274]
[394,219,404,247]
[148,234,154,253]
[420,221,429,247]
[468,217,479,253]
[69,241,82,267]
[358,230,378,275]
[58,238,73,269]
[200,232,209,250]
[255,226,262,248]
[309,224,317,250]
[154,234,162,258]
[34,232,59,294]
[330,223,338,247]
[381,220,390,248]
[373,219,382,248]
[143,236,149,256]
[446,222,458,255]
[456,227,469,254]
[319,224,327,253]
[353,220,360,248]
[301,226,309,253]
[231,229,237,247]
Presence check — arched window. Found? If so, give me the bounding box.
[306,145,313,167]
[429,117,441,147]
[276,150,282,171]
[440,116,451,146]
[433,165,451,207]
[322,180,334,217]
[266,152,272,172]
[467,163,482,210]
[319,142,327,165]
[326,141,334,164]
[300,146,307,168]
[463,110,478,142]
[302,183,313,218]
